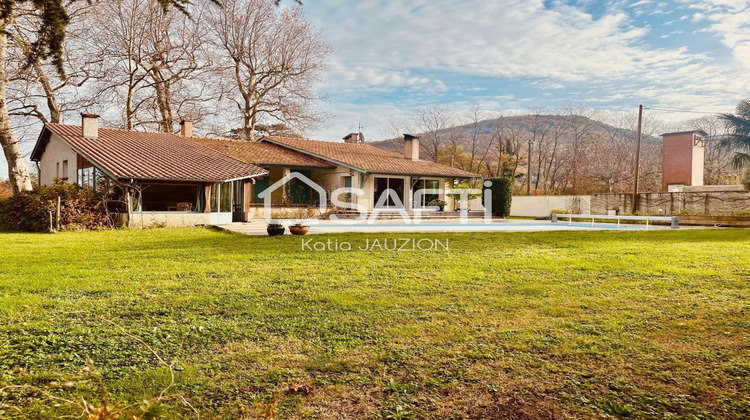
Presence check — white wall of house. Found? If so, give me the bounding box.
[510,195,591,217]
[39,133,78,185]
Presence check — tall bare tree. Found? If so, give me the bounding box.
[0,14,33,194]
[6,2,103,127]
[410,105,456,162]
[89,0,212,132]
[207,0,331,140]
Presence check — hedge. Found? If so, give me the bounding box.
[484,177,513,218]
[0,183,111,232]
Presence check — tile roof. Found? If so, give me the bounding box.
[189,136,334,168]
[263,136,481,178]
[38,124,267,183]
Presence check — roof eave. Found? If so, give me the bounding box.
[124,172,267,184]
[370,171,481,178]
[30,125,53,162]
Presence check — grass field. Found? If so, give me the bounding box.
[1,228,749,419]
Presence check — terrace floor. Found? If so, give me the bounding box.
[219,218,682,236]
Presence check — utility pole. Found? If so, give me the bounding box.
[527,140,534,195]
[632,104,643,213]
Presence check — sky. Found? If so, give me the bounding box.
[299,0,750,141]
[5,0,750,179]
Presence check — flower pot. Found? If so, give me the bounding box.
[439,206,445,212]
[267,224,285,236]
[289,225,309,236]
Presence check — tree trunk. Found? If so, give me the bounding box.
[0,22,33,194]
[32,61,60,123]
[151,65,174,133]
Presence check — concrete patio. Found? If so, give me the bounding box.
[218,218,680,236]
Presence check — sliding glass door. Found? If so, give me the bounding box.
[373,177,405,208]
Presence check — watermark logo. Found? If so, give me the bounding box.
[301,237,449,252]
[260,172,495,225]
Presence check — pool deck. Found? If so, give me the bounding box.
[218,218,685,236]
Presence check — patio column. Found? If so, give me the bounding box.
[406,176,413,210]
[244,180,252,221]
[282,167,291,203]
[204,184,211,213]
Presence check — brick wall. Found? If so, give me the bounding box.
[591,191,750,215]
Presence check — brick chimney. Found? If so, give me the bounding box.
[403,134,420,161]
[81,113,99,139]
[180,120,193,137]
[343,132,359,143]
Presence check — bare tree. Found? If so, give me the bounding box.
[559,102,600,193]
[0,12,34,193]
[411,105,456,162]
[6,2,104,129]
[464,105,486,173]
[207,0,331,140]
[526,106,551,193]
[89,0,213,132]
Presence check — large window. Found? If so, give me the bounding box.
[412,179,440,208]
[210,184,219,211]
[220,182,231,212]
[140,184,202,212]
[253,176,269,204]
[210,182,233,212]
[288,170,314,204]
[78,166,94,189]
[373,177,405,208]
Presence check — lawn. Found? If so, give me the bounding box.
[0,228,749,419]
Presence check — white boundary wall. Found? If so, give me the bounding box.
[510,195,591,217]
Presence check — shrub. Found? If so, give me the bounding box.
[0,180,10,199]
[0,183,111,232]
[448,183,481,209]
[484,178,513,218]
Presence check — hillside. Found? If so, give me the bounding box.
[369,114,660,155]
[367,114,663,193]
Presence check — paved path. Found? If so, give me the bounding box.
[218,219,678,236]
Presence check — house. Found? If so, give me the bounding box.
[31,115,267,226]
[31,114,481,226]
[194,132,480,216]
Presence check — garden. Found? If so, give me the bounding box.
[1,228,749,418]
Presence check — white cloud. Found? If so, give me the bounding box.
[301,0,750,140]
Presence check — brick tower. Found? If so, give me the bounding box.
[661,130,706,192]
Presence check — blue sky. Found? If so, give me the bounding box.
[5,0,750,179]
[300,0,750,140]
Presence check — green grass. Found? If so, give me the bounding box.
[1,228,749,419]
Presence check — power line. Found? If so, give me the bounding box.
[644,107,726,115]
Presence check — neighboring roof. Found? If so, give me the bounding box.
[33,124,267,183]
[661,130,708,137]
[189,136,334,168]
[262,136,480,178]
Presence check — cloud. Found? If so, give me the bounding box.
[300,0,750,140]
